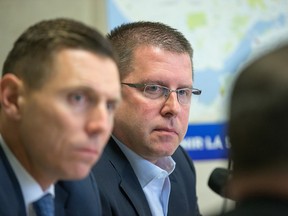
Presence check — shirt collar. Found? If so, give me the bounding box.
[112,135,176,188]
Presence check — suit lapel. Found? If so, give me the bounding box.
[119,167,152,216]
[168,167,184,216]
[54,183,69,216]
[0,145,27,216]
[108,138,152,216]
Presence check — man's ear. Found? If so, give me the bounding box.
[0,74,25,120]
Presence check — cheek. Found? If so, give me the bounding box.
[181,110,190,131]
[20,100,87,165]
[109,112,115,126]
[104,118,114,139]
[131,104,154,127]
[114,102,146,137]
[182,111,190,124]
[22,102,77,145]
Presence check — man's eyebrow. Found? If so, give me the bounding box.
[59,85,100,98]
[139,80,165,85]
[60,85,93,92]
[140,80,192,88]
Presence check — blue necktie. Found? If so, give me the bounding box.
[33,193,54,216]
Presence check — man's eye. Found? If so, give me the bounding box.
[68,92,88,106]
[178,89,190,96]
[145,85,162,93]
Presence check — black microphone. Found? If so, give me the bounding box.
[208,167,231,199]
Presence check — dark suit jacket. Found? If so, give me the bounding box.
[216,196,288,216]
[92,137,201,216]
[0,145,102,216]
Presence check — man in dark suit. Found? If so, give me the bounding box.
[0,18,121,215]
[0,145,102,215]
[215,43,288,216]
[92,21,201,216]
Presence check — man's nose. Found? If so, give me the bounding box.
[161,91,181,116]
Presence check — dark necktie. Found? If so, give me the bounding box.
[33,193,54,216]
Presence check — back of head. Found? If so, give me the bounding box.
[2,18,117,89]
[228,44,288,175]
[107,21,193,78]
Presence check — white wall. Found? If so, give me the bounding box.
[0,0,107,72]
[195,159,234,215]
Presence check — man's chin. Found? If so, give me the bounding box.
[61,165,92,181]
[152,146,178,158]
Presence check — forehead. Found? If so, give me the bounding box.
[129,46,192,85]
[45,49,120,95]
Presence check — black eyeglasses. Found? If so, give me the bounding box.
[121,83,201,105]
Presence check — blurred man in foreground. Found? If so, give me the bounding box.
[0,18,121,215]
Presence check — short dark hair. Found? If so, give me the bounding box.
[228,44,288,174]
[107,21,193,79]
[2,18,118,89]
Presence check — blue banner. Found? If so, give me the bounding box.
[181,122,229,160]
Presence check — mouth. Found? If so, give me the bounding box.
[76,147,99,158]
[154,128,178,135]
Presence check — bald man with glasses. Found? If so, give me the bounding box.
[92,21,202,216]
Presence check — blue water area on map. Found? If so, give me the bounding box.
[196,14,287,106]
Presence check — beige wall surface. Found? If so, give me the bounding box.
[0,0,107,73]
